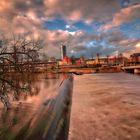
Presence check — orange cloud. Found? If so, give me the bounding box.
[44,0,119,22]
[68,10,82,21]
[0,1,13,12]
[101,4,140,31]
[0,0,139,57]
[136,42,140,48]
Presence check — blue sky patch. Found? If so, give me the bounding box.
[43,18,67,30]
[43,18,95,33]
[120,19,140,38]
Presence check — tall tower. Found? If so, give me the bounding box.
[96,53,100,64]
[60,45,66,60]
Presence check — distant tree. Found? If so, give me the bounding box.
[42,53,48,62]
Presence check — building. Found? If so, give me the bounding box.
[86,59,96,66]
[85,55,128,67]
[130,53,140,63]
[58,56,72,65]
[60,45,67,60]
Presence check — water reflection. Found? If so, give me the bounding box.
[0,74,41,109]
[0,73,63,140]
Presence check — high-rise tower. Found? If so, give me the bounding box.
[60,45,66,60]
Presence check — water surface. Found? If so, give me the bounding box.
[0,73,64,140]
[69,73,140,140]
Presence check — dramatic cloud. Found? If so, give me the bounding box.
[101,4,140,31]
[0,0,140,58]
[44,0,120,23]
[0,0,120,33]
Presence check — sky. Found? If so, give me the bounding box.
[0,0,140,58]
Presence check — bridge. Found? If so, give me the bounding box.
[122,65,140,74]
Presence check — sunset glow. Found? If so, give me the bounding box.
[136,42,140,48]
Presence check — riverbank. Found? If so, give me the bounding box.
[58,66,122,74]
[69,73,140,140]
[2,65,122,75]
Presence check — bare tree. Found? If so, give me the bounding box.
[0,33,44,73]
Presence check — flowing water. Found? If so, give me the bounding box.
[69,73,140,140]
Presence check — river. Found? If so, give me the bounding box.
[0,72,140,140]
[69,73,140,140]
[0,73,73,140]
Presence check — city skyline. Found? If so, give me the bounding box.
[0,0,140,58]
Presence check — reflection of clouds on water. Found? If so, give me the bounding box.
[0,73,61,139]
[0,73,60,109]
[0,74,40,109]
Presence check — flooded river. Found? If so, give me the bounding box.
[69,73,140,140]
[0,73,73,140]
[0,72,140,140]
